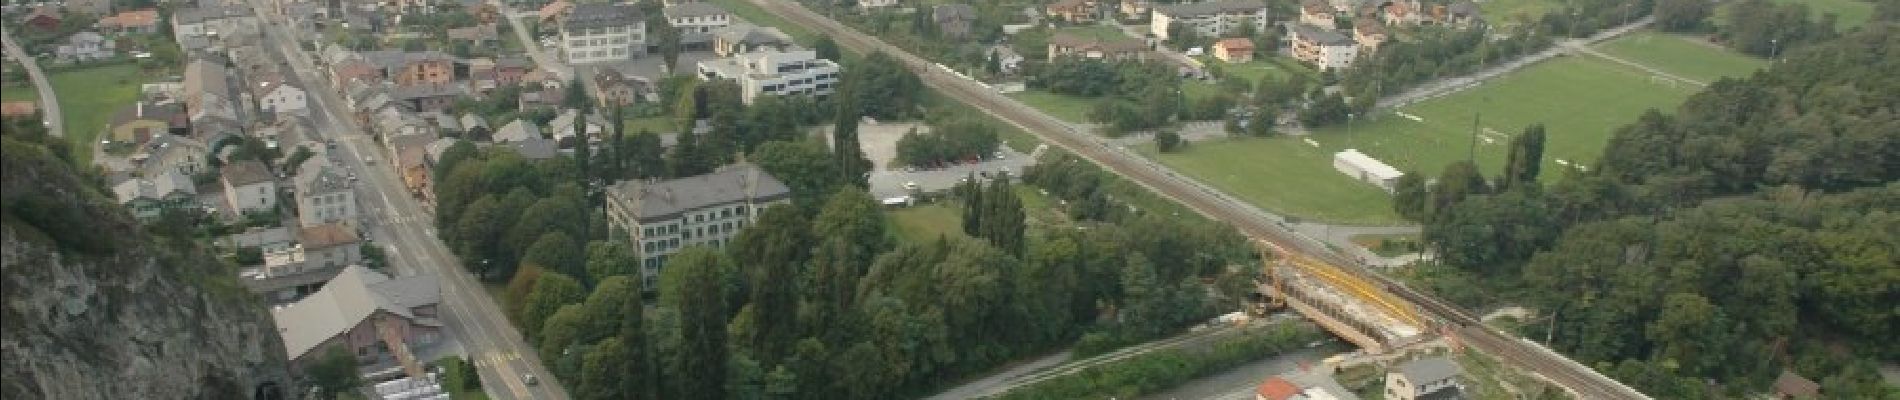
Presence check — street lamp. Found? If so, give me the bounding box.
[1770,38,1781,63]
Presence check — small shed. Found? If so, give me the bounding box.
[1333,149,1403,193]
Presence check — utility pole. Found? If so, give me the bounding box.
[1467,111,1480,163]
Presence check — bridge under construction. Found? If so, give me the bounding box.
[1255,240,1424,354]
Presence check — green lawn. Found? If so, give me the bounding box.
[1775,0,1875,28]
[889,204,967,242]
[0,83,36,102]
[1475,0,1560,27]
[1053,25,1134,42]
[707,0,819,44]
[1147,55,1700,224]
[1205,56,1307,85]
[1006,90,1099,124]
[622,116,678,134]
[1594,31,1767,83]
[49,63,149,167]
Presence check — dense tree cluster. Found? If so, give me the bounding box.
[1027,58,1182,134]
[892,118,1001,167]
[1717,0,1845,57]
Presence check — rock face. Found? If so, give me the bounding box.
[1,138,293,400]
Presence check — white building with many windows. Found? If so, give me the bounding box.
[606,163,791,289]
[560,3,646,64]
[695,49,841,104]
[1150,0,1269,40]
[663,2,731,34]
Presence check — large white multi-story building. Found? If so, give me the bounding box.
[560,3,646,64]
[293,152,356,228]
[606,163,791,289]
[696,49,841,104]
[1291,23,1359,71]
[1150,0,1269,40]
[663,2,731,35]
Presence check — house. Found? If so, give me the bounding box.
[171,6,255,39]
[711,24,793,57]
[1382,0,1423,26]
[548,108,608,148]
[218,226,296,253]
[112,170,200,221]
[184,58,239,125]
[1385,357,1463,400]
[1354,19,1387,52]
[1444,1,1481,28]
[508,136,560,160]
[932,4,976,38]
[1290,24,1357,71]
[494,58,533,87]
[255,78,309,117]
[425,137,464,167]
[537,0,573,24]
[423,112,462,135]
[390,83,467,113]
[1299,0,1336,27]
[372,110,437,144]
[664,2,731,36]
[459,113,490,139]
[858,0,897,8]
[446,23,500,47]
[56,31,114,62]
[1257,371,1362,400]
[696,49,841,104]
[96,9,161,34]
[1119,0,1150,20]
[493,118,542,143]
[1213,37,1254,63]
[107,101,188,144]
[1334,149,1401,192]
[390,134,434,199]
[133,134,210,177]
[1046,0,1098,23]
[360,50,462,87]
[293,153,356,227]
[0,101,38,118]
[240,222,365,301]
[269,266,441,373]
[1255,377,1301,400]
[517,85,564,110]
[297,223,363,272]
[1151,0,1269,40]
[988,45,1024,73]
[221,160,278,214]
[560,3,645,64]
[592,67,646,107]
[1046,32,1148,62]
[1773,371,1820,399]
[23,6,61,32]
[606,163,792,288]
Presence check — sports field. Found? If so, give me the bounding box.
[1594,31,1767,83]
[1145,55,1701,224]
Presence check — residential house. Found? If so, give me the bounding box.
[184,58,240,126]
[390,134,435,199]
[494,58,533,87]
[293,154,356,227]
[1299,0,1336,27]
[255,76,310,117]
[107,101,188,144]
[373,109,436,144]
[361,50,462,87]
[493,118,542,143]
[133,134,210,177]
[56,31,114,62]
[0,101,36,118]
[423,112,461,135]
[606,163,792,288]
[459,113,490,139]
[1256,372,1361,400]
[1151,0,1269,40]
[1045,32,1148,61]
[446,23,500,48]
[508,136,560,160]
[171,6,255,40]
[517,84,564,110]
[269,266,441,373]
[711,24,793,57]
[221,160,278,214]
[1444,1,1481,28]
[23,6,61,32]
[112,170,199,221]
[592,67,646,107]
[1046,0,1098,23]
[858,0,897,8]
[218,226,296,253]
[390,83,467,113]
[1290,24,1357,71]
[1354,19,1387,52]
[537,0,573,25]
[1385,357,1463,400]
[466,58,500,93]
[325,52,381,90]
[425,137,464,167]
[560,3,645,64]
[1256,377,1301,400]
[1773,371,1820,399]
[1120,0,1150,20]
[1213,37,1254,63]
[696,49,842,104]
[548,108,607,148]
[1382,0,1423,26]
[95,9,160,34]
[933,4,976,38]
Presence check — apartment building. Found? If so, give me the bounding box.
[293,153,356,228]
[561,3,646,64]
[606,163,791,289]
[663,2,731,35]
[1290,23,1357,71]
[696,49,841,104]
[1150,0,1269,40]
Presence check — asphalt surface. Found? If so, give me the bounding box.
[241,3,569,399]
[2,31,62,138]
[748,0,1651,398]
[492,0,572,81]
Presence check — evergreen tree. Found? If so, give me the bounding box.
[1392,172,1428,221]
[1499,124,1547,191]
[831,99,871,188]
[661,248,733,400]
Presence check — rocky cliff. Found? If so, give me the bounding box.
[1,134,293,399]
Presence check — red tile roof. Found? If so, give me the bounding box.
[1257,377,1301,400]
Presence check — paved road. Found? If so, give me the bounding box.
[747,0,1650,398]
[491,0,572,81]
[1375,16,1655,111]
[241,2,570,399]
[2,31,62,138]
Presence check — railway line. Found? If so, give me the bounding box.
[743,1,1649,398]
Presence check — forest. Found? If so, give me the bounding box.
[1397,23,1899,398]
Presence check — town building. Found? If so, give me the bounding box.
[664,2,731,35]
[107,101,188,145]
[56,32,115,62]
[859,0,897,8]
[711,24,794,57]
[293,154,356,228]
[1299,0,1336,27]
[493,118,542,143]
[932,4,977,38]
[1045,31,1148,61]
[1255,372,1361,400]
[133,134,210,178]
[96,9,161,33]
[1119,0,1151,20]
[170,6,255,41]
[592,67,648,107]
[1385,357,1463,400]
[1213,37,1254,63]
[1046,0,1098,23]
[560,3,646,64]
[1354,19,1387,52]
[696,49,841,104]
[222,160,279,214]
[1150,0,1269,40]
[606,163,791,288]
[255,77,309,117]
[360,50,462,87]
[1290,24,1358,71]
[270,266,441,373]
[1333,149,1401,192]
[549,108,608,148]
[112,170,199,222]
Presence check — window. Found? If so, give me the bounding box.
[612,48,625,56]
[695,214,704,223]
[723,222,732,232]
[570,40,586,48]
[720,209,730,218]
[737,206,747,215]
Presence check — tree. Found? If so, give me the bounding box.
[580,275,642,344]
[976,178,1026,257]
[505,264,544,321]
[566,77,589,108]
[669,127,714,177]
[522,232,586,283]
[728,206,810,363]
[521,272,587,340]
[1654,0,1714,32]
[1427,160,1489,220]
[814,35,842,62]
[1154,129,1183,152]
[651,14,683,73]
[306,346,363,399]
[1499,124,1546,191]
[806,188,888,332]
[629,130,666,179]
[1299,92,1350,127]
[660,247,733,400]
[1392,172,1428,221]
[1247,107,1277,136]
[752,140,843,204]
[584,241,638,284]
[577,337,629,400]
[831,102,871,188]
[539,304,587,358]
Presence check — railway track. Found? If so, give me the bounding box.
[745,1,1650,398]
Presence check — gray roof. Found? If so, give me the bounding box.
[1292,24,1354,46]
[1448,1,1479,17]
[173,5,250,25]
[113,170,197,204]
[494,119,542,143]
[391,83,467,100]
[425,138,463,164]
[270,266,440,360]
[565,3,641,30]
[1397,357,1462,385]
[459,113,489,131]
[664,2,729,18]
[423,112,461,132]
[222,160,274,187]
[1156,0,1266,17]
[713,24,792,46]
[934,4,976,21]
[295,155,350,195]
[607,163,791,221]
[359,50,459,72]
[508,137,559,159]
[68,31,106,45]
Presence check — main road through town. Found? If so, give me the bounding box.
[745,0,1650,398]
[240,2,570,399]
[1,30,63,138]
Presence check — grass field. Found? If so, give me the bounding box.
[50,63,149,167]
[1595,31,1767,83]
[1006,90,1099,125]
[1205,56,1306,85]
[1775,0,1875,28]
[1474,0,1560,26]
[889,204,967,242]
[1,84,36,102]
[1147,55,1700,224]
[622,116,678,134]
[1053,25,1135,42]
